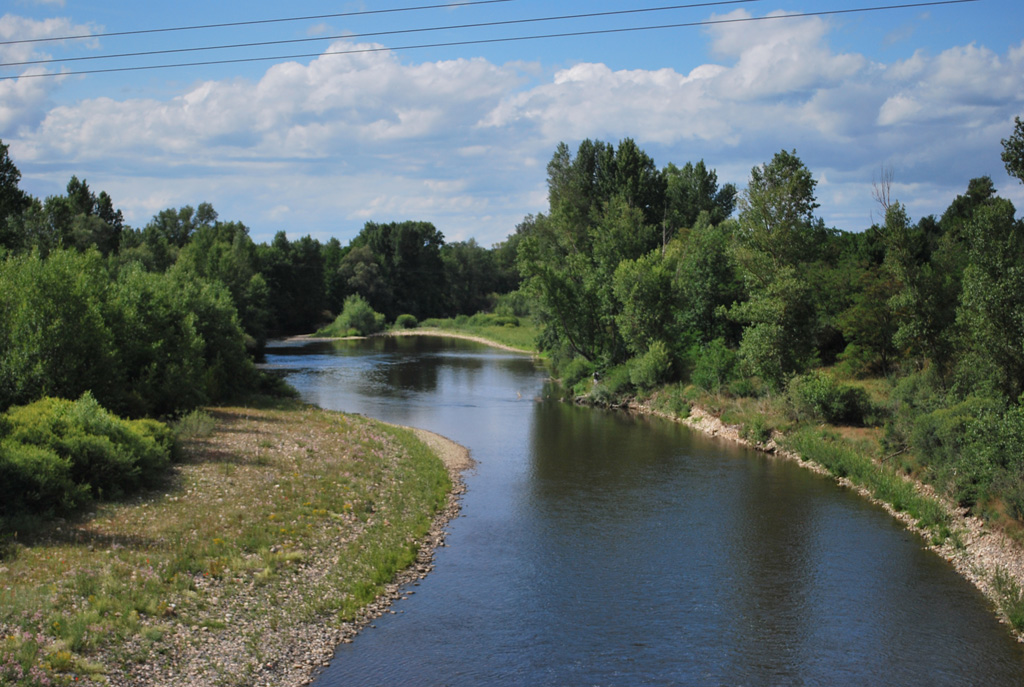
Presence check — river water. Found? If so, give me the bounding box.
[264,336,1024,686]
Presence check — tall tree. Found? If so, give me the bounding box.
[0,139,31,251]
[664,160,737,232]
[519,139,666,364]
[730,150,827,388]
[1002,115,1024,184]
[348,221,446,321]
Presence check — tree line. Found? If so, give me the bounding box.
[0,139,522,419]
[517,119,1024,522]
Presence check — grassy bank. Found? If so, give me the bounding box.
[0,399,453,686]
[414,315,540,354]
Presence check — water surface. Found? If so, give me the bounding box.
[264,336,1024,686]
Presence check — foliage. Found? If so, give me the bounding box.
[1002,115,1024,184]
[318,294,386,337]
[786,370,873,426]
[740,415,773,444]
[560,357,597,397]
[954,198,1024,400]
[395,313,419,329]
[0,393,173,519]
[691,338,739,394]
[629,340,673,391]
[345,221,447,321]
[0,249,259,418]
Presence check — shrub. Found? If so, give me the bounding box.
[0,393,173,518]
[690,338,738,394]
[787,371,872,425]
[317,295,386,337]
[741,415,773,444]
[395,314,418,329]
[629,340,673,391]
[590,364,633,407]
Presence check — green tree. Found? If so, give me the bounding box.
[0,139,31,252]
[955,198,1024,399]
[730,150,826,388]
[664,160,736,232]
[0,250,117,411]
[672,215,743,345]
[1002,115,1024,184]
[176,218,270,350]
[519,139,666,364]
[257,231,326,335]
[348,221,447,321]
[441,239,501,316]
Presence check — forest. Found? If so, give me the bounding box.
[1,115,1023,532]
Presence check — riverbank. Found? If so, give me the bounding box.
[632,398,1024,641]
[287,328,536,355]
[379,328,535,354]
[0,401,469,686]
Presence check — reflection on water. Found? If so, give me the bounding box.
[263,337,1024,687]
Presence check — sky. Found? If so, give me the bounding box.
[1,0,1022,247]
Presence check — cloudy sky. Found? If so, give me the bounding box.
[2,0,1022,246]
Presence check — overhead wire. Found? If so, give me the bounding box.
[1,1,765,69]
[0,0,515,46]
[0,0,982,82]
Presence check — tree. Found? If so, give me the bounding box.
[348,221,446,321]
[734,149,828,282]
[519,140,667,364]
[257,231,326,335]
[664,160,736,232]
[1002,115,1024,184]
[441,239,500,316]
[730,150,827,387]
[176,218,270,350]
[956,198,1024,399]
[0,139,31,251]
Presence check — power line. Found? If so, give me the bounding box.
[0,0,982,82]
[1,1,765,69]
[0,0,514,47]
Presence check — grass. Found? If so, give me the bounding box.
[0,399,452,685]
[414,316,540,353]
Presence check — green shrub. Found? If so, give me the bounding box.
[395,314,418,329]
[590,364,633,406]
[629,340,673,391]
[559,357,596,397]
[787,370,872,425]
[690,338,738,394]
[741,415,773,444]
[0,393,173,518]
[317,295,386,337]
[0,439,87,517]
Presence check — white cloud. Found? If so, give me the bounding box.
[0,14,97,132]
[6,15,1023,245]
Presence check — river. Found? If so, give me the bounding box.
[263,335,1024,686]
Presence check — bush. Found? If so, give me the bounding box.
[0,393,173,518]
[690,338,738,394]
[318,295,386,337]
[741,415,773,444]
[590,364,633,407]
[787,371,872,425]
[558,357,596,397]
[395,314,418,329]
[629,340,673,391]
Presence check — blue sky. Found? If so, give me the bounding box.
[2,0,1022,246]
